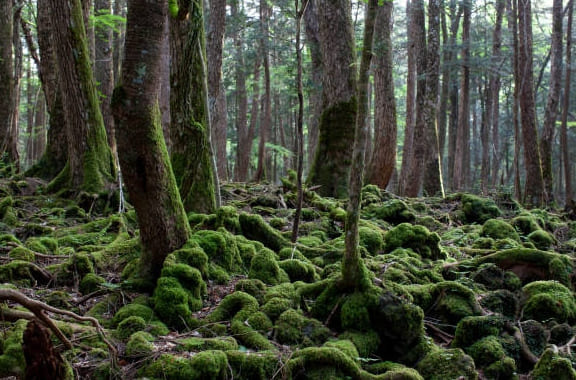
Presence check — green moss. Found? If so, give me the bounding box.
[479,290,518,319]
[279,259,317,282]
[341,291,378,331]
[116,316,147,340]
[0,320,27,377]
[111,303,155,327]
[0,196,13,219]
[230,318,274,350]
[226,351,278,380]
[329,207,347,222]
[206,291,259,323]
[340,330,381,358]
[550,323,573,345]
[275,309,331,346]
[416,348,478,380]
[323,339,359,360]
[79,273,105,294]
[239,213,288,252]
[177,336,238,351]
[364,199,415,225]
[153,276,201,330]
[528,230,555,250]
[384,223,445,260]
[484,357,517,380]
[532,348,576,380]
[0,260,50,285]
[481,219,520,241]
[522,281,576,323]
[25,237,58,255]
[511,215,542,235]
[249,248,285,285]
[161,263,206,300]
[53,252,95,285]
[125,331,154,357]
[0,234,20,246]
[8,246,35,262]
[234,278,266,304]
[466,335,506,367]
[458,193,502,223]
[261,298,293,321]
[191,228,243,272]
[45,290,72,308]
[359,226,385,254]
[452,315,507,348]
[215,205,241,233]
[140,351,228,379]
[269,217,286,229]
[471,263,506,290]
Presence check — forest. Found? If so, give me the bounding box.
[2,0,576,379]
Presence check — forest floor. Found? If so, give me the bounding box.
[1,175,576,379]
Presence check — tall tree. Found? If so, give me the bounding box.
[489,0,505,188]
[207,0,228,181]
[540,0,563,202]
[366,1,397,190]
[306,0,357,198]
[304,0,322,168]
[0,0,17,168]
[169,0,217,213]
[47,0,115,193]
[113,0,191,286]
[342,0,378,290]
[517,0,545,206]
[561,0,573,204]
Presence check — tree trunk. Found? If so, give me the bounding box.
[207,0,228,181]
[33,93,47,163]
[404,0,427,197]
[237,59,260,182]
[94,0,116,156]
[47,0,115,193]
[453,0,471,191]
[112,0,125,82]
[517,0,545,206]
[307,0,357,198]
[490,0,505,188]
[169,0,217,213]
[254,0,272,182]
[508,0,522,199]
[366,1,396,190]
[422,0,444,197]
[398,0,417,195]
[561,0,573,204]
[304,0,322,170]
[342,0,378,291]
[113,0,191,287]
[540,0,562,202]
[0,0,15,168]
[25,60,35,168]
[26,0,69,180]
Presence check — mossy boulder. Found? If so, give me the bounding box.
[458,193,502,224]
[177,336,238,352]
[226,351,278,380]
[481,219,520,241]
[239,213,288,252]
[140,351,228,380]
[248,248,287,285]
[384,223,445,260]
[125,331,154,357]
[479,289,518,319]
[416,348,478,380]
[0,319,27,378]
[511,215,543,235]
[279,259,317,283]
[452,315,507,349]
[531,348,576,380]
[116,316,147,340]
[364,199,415,225]
[275,309,331,347]
[215,205,241,233]
[191,228,243,273]
[550,323,573,345]
[359,226,385,254]
[153,276,202,330]
[466,335,506,367]
[166,246,209,277]
[111,303,155,327]
[8,246,35,262]
[527,230,556,250]
[79,273,105,294]
[522,281,576,323]
[234,278,267,304]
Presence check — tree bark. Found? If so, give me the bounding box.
[561,0,573,204]
[47,0,115,193]
[113,0,191,286]
[0,0,14,167]
[490,0,505,188]
[517,0,545,206]
[307,0,357,198]
[207,0,228,181]
[366,1,396,190]
[540,0,562,202]
[169,0,217,213]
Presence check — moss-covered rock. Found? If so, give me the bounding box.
[234,278,267,304]
[275,309,331,347]
[550,323,573,345]
[125,331,154,357]
[279,259,317,283]
[177,336,238,351]
[111,303,155,327]
[522,281,576,323]
[479,290,518,319]
[339,330,381,358]
[384,223,445,260]
[116,315,147,340]
[191,228,243,273]
[458,193,502,224]
[359,226,385,254]
[364,199,415,225]
[215,205,241,233]
[226,351,278,380]
[153,276,201,330]
[481,219,520,241]
[527,229,556,251]
[511,215,542,236]
[239,213,288,252]
[79,273,105,294]
[248,248,287,285]
[0,319,27,378]
[466,335,506,367]
[416,348,478,380]
[531,348,576,380]
[452,315,507,349]
[139,351,229,379]
[8,246,35,262]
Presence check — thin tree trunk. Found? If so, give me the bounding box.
[540,0,563,202]
[237,59,260,182]
[508,0,522,200]
[25,60,34,168]
[33,92,47,163]
[446,1,462,190]
[366,1,396,190]
[490,0,505,188]
[0,0,14,167]
[561,0,573,203]
[112,0,125,83]
[113,0,191,287]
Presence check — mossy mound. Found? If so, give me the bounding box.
[359,225,385,254]
[522,281,576,323]
[177,336,238,351]
[125,331,155,357]
[384,223,445,260]
[239,213,288,252]
[481,219,520,241]
[364,199,415,225]
[248,248,288,285]
[274,309,331,346]
[191,228,243,273]
[279,259,317,282]
[416,348,478,380]
[116,316,147,340]
[457,193,502,224]
[531,348,576,380]
[479,289,518,319]
[452,315,507,348]
[139,351,229,379]
[153,275,203,330]
[0,319,27,378]
[527,229,556,250]
[215,205,241,233]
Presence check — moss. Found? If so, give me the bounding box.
[359,226,385,254]
[484,357,517,379]
[79,273,105,294]
[249,248,285,285]
[522,281,576,323]
[323,339,359,360]
[111,303,155,327]
[116,315,147,340]
[225,350,278,380]
[364,199,415,225]
[234,279,266,304]
[341,291,378,331]
[471,263,507,290]
[278,247,310,262]
[153,276,201,330]
[511,215,542,235]
[190,228,243,273]
[140,350,228,379]
[384,223,445,260]
[329,207,347,222]
[206,291,259,323]
[45,290,72,308]
[416,348,478,380]
[528,230,555,250]
[125,331,155,357]
[0,319,27,377]
[161,263,206,300]
[215,205,241,233]
[0,234,20,246]
[0,196,13,219]
[177,336,238,351]
[8,246,35,262]
[279,259,317,283]
[231,318,275,350]
[532,348,576,380]
[458,193,502,223]
[340,330,381,358]
[275,309,331,346]
[466,335,506,367]
[0,260,50,285]
[550,323,573,345]
[481,219,520,241]
[452,315,507,348]
[479,290,518,319]
[261,298,293,321]
[25,237,58,255]
[239,213,288,252]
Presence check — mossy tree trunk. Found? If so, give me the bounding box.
[306,0,357,199]
[25,0,68,180]
[113,0,191,286]
[169,0,217,213]
[561,0,573,204]
[366,1,396,190]
[0,0,18,169]
[489,0,505,189]
[342,0,378,291]
[47,0,115,193]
